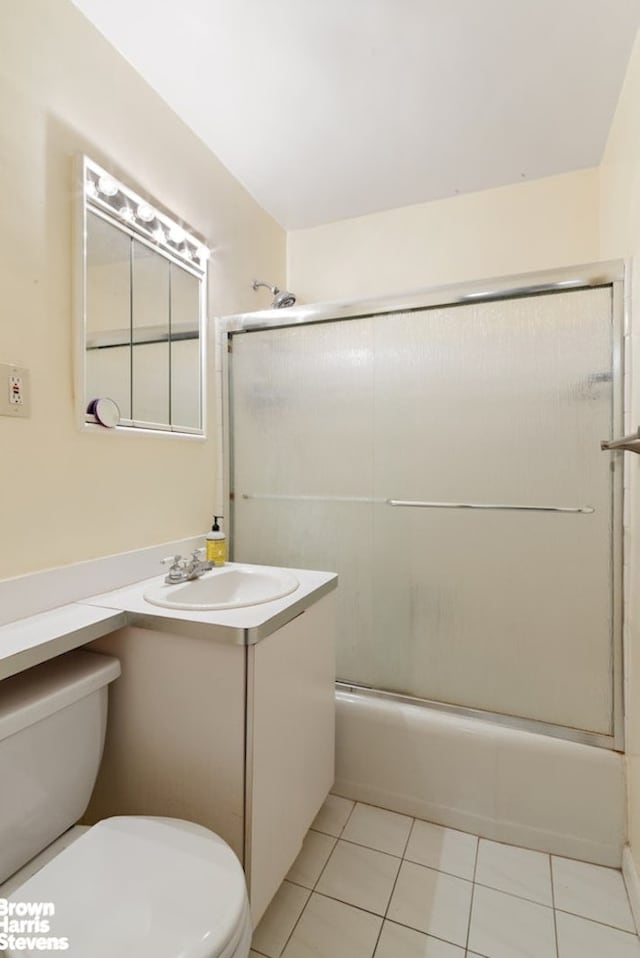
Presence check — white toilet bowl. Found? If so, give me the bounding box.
[5,816,252,958]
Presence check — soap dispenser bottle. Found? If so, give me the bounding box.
[206,516,226,566]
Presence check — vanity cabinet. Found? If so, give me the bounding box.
[85,590,336,924]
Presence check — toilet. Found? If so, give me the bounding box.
[0,649,252,957]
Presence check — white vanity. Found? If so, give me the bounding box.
[0,560,337,925]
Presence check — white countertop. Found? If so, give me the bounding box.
[0,563,338,680]
[84,563,337,644]
[0,604,127,680]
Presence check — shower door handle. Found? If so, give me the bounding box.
[239,493,595,514]
[386,499,595,515]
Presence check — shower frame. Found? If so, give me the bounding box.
[220,260,626,751]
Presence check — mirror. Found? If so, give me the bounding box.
[77,156,208,434]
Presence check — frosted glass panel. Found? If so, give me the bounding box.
[231,287,616,735]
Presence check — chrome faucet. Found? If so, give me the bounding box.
[161,550,213,584]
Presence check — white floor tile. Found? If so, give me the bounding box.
[286,830,337,889]
[468,884,556,958]
[374,920,465,957]
[341,802,413,856]
[404,819,478,881]
[282,892,382,958]
[252,880,311,958]
[312,794,355,837]
[475,839,553,906]
[316,839,401,915]
[552,856,635,932]
[387,860,473,947]
[556,910,640,957]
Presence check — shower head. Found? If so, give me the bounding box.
[272,288,297,309]
[252,279,296,309]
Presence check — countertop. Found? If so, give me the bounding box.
[84,564,338,644]
[0,563,338,681]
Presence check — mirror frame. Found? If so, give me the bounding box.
[73,155,209,436]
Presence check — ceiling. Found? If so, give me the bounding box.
[71,0,640,230]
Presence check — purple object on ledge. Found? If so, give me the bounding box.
[86,397,121,427]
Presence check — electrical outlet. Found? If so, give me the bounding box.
[9,373,24,405]
[0,363,30,418]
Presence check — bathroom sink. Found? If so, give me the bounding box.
[143,564,300,611]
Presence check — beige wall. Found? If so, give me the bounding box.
[288,168,600,304]
[599,30,640,874]
[0,0,285,578]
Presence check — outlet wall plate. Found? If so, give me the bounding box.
[0,363,31,418]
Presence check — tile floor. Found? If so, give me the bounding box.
[251,794,640,958]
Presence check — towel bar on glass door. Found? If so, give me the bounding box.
[386,499,594,514]
[239,493,594,514]
[601,427,640,453]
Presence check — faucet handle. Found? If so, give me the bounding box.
[162,554,188,584]
[190,548,206,560]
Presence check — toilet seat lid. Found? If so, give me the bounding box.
[7,816,248,958]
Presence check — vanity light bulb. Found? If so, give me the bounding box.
[169,225,185,244]
[97,175,118,197]
[119,205,134,222]
[153,226,167,244]
[85,179,98,198]
[137,203,155,223]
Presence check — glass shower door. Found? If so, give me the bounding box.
[230,285,617,737]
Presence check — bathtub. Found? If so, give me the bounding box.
[334,688,625,867]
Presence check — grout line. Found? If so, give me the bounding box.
[285,877,314,892]
[309,828,576,909]
[371,815,417,956]
[309,889,473,954]
[311,888,394,922]
[266,799,359,958]
[270,883,312,958]
[472,878,556,910]
[400,818,414,859]
[311,839,339,891]
[332,834,409,861]
[271,806,359,953]
[554,907,640,935]
[338,795,479,841]
[339,799,358,836]
[464,836,481,953]
[549,853,560,958]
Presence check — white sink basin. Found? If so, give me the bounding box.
[143,564,300,611]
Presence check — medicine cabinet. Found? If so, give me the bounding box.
[75,156,209,434]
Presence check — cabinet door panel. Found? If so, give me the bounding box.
[86,628,246,859]
[248,594,336,924]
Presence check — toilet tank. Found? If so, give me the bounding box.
[0,649,121,883]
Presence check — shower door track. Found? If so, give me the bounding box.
[222,260,626,752]
[336,681,619,751]
[223,261,624,331]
